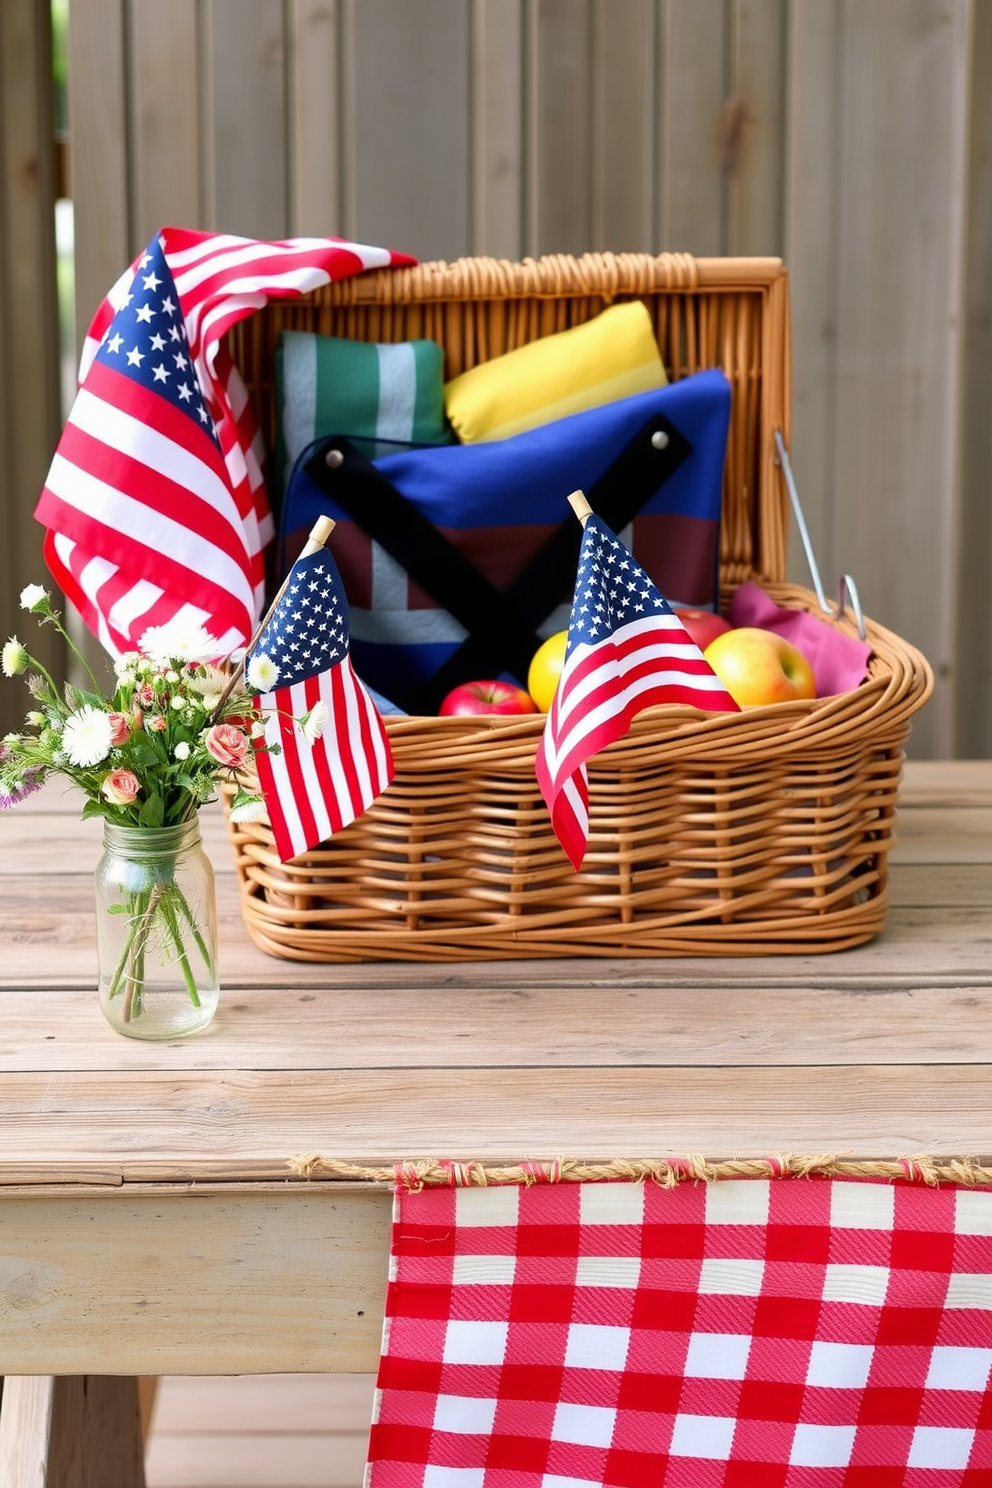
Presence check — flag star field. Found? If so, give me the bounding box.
[567,529,670,649]
[253,552,350,687]
[93,239,218,443]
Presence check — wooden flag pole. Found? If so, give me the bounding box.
[567,490,593,527]
[211,514,336,719]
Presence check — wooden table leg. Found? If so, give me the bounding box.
[0,1376,146,1488]
[136,1379,158,1446]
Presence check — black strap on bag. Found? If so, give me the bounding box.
[303,411,692,713]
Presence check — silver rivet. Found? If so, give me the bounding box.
[325,448,344,469]
[651,430,669,450]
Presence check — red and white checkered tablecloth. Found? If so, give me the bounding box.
[366,1176,992,1486]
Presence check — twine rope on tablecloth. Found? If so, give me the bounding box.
[287,1153,992,1190]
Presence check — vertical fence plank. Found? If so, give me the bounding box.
[590,0,655,252]
[954,0,992,756]
[63,1,129,687]
[727,0,787,254]
[0,0,63,733]
[787,0,969,756]
[128,0,201,245]
[202,0,288,238]
[471,0,524,258]
[784,0,842,593]
[657,0,727,253]
[288,0,342,236]
[829,0,967,757]
[528,0,593,255]
[342,0,469,261]
[68,0,130,341]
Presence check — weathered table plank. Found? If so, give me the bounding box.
[1,1063,991,1176]
[0,1188,390,1375]
[1,974,991,1072]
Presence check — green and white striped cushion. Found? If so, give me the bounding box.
[275,330,453,492]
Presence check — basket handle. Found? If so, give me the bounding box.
[837,573,867,641]
[773,429,829,613]
[773,431,867,641]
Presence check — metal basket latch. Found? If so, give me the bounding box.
[773,429,867,641]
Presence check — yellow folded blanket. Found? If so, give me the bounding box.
[444,300,667,443]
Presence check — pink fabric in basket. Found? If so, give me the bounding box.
[728,581,872,697]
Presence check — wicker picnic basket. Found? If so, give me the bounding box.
[222,253,933,962]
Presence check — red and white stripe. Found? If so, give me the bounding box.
[251,659,394,862]
[40,229,412,657]
[536,612,738,870]
[41,359,257,654]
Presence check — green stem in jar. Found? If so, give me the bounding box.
[122,882,164,1023]
[158,886,202,1008]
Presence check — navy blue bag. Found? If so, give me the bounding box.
[279,370,731,713]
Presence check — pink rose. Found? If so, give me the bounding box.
[101,769,140,805]
[204,722,249,769]
[136,682,156,708]
[107,711,131,745]
[145,714,167,732]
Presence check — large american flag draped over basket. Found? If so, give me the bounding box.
[535,512,739,871]
[35,229,414,658]
[367,1177,992,1487]
[246,544,393,861]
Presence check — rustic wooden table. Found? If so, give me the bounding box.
[1,760,990,1481]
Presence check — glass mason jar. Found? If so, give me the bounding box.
[95,818,219,1039]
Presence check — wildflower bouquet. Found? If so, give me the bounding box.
[1,585,321,1034]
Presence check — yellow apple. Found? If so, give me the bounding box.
[703,627,816,707]
[527,630,568,711]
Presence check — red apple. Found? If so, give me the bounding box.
[674,607,733,653]
[439,680,538,717]
[703,627,816,707]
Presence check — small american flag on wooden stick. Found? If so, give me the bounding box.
[535,491,739,870]
[244,516,394,863]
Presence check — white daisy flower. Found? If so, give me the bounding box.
[1,638,28,677]
[184,663,229,698]
[62,705,114,768]
[246,653,279,692]
[228,795,269,825]
[19,584,48,612]
[113,651,142,682]
[301,701,328,743]
[139,620,223,666]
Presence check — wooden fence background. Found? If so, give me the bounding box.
[3,0,991,758]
